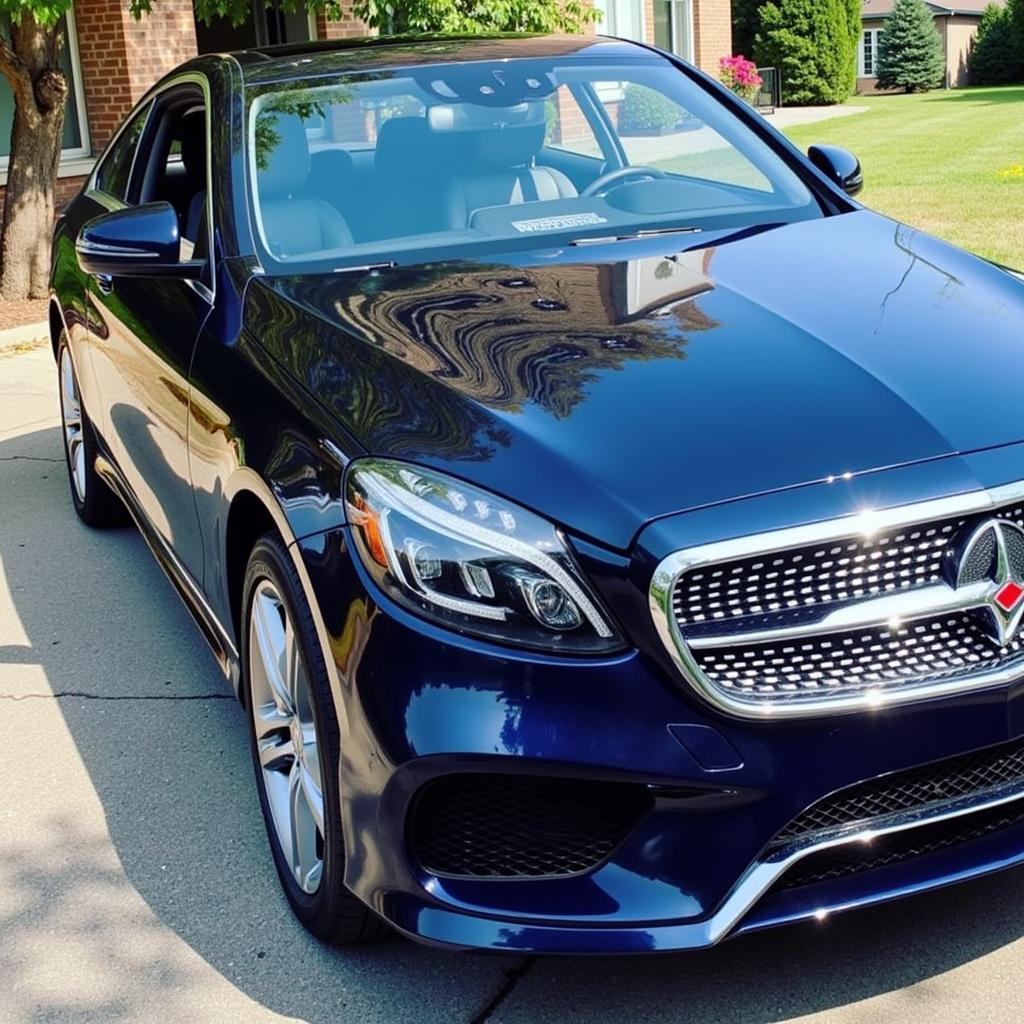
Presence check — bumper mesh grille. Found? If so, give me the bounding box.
[410,774,652,879]
[778,798,1024,891]
[775,736,1024,844]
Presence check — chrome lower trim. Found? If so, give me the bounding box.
[650,480,1024,720]
[702,766,1024,945]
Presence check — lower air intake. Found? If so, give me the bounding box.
[777,797,1024,891]
[411,773,653,878]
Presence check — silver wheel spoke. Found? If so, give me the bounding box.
[289,761,322,892]
[251,592,293,714]
[257,730,295,773]
[249,579,325,896]
[59,348,87,503]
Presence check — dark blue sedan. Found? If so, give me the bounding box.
[49,32,1024,953]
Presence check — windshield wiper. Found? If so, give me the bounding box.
[332,261,397,274]
[569,226,701,247]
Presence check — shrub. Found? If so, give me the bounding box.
[876,0,945,92]
[754,0,861,105]
[720,54,763,101]
[619,84,681,133]
[970,3,1024,84]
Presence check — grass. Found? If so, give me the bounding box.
[780,86,1024,270]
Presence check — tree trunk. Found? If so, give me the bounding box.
[0,14,67,300]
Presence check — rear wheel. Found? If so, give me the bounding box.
[57,336,124,527]
[242,534,384,944]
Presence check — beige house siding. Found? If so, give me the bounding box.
[944,15,979,87]
[857,6,989,93]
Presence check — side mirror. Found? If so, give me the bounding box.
[75,201,204,279]
[807,145,863,197]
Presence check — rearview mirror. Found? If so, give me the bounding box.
[807,145,863,197]
[76,201,204,279]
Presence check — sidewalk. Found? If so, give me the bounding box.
[762,104,870,129]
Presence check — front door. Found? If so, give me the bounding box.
[85,80,214,581]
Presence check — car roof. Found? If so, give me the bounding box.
[229,33,655,85]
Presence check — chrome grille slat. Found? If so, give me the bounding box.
[649,484,1024,718]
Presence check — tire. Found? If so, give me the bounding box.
[57,335,125,528]
[242,533,385,945]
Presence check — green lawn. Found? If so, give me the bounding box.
[780,86,1024,270]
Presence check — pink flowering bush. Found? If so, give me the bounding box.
[720,55,763,102]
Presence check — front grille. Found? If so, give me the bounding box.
[654,488,1024,715]
[697,612,1024,698]
[775,736,1024,844]
[777,797,1024,891]
[673,516,970,627]
[410,774,653,878]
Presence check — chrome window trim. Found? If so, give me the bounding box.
[83,71,217,306]
[649,480,1024,720]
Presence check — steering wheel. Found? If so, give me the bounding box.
[581,165,667,198]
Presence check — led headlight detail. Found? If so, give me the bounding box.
[345,459,623,653]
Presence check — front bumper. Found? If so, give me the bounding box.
[293,444,1024,954]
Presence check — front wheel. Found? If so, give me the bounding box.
[242,534,384,944]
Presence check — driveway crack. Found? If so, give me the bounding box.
[471,957,536,1024]
[0,691,234,702]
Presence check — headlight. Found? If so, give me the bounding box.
[345,458,623,654]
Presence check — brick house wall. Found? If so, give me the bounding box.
[693,1,733,73]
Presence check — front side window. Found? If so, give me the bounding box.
[93,102,152,202]
[246,50,817,272]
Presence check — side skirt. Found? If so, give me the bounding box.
[94,453,241,696]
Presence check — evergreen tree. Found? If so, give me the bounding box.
[1010,0,1024,70]
[876,0,946,92]
[970,4,1024,85]
[755,0,860,105]
[732,0,761,58]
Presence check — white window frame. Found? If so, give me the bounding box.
[595,0,647,44]
[859,27,882,78]
[0,5,92,185]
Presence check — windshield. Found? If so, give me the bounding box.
[245,51,818,271]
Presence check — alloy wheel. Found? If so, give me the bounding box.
[248,579,325,894]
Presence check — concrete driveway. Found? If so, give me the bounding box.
[4,346,1024,1024]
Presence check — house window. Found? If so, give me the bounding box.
[0,9,88,169]
[594,0,644,43]
[859,28,882,77]
[653,0,694,62]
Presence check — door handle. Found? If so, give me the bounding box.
[94,273,113,295]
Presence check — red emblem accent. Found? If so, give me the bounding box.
[995,581,1024,612]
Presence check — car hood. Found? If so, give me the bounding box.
[245,210,1024,550]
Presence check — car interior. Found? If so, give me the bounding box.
[134,85,211,265]
[247,64,814,266]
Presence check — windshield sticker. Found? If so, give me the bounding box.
[511,212,609,233]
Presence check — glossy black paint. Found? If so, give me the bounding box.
[48,34,1024,954]
[807,143,864,197]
